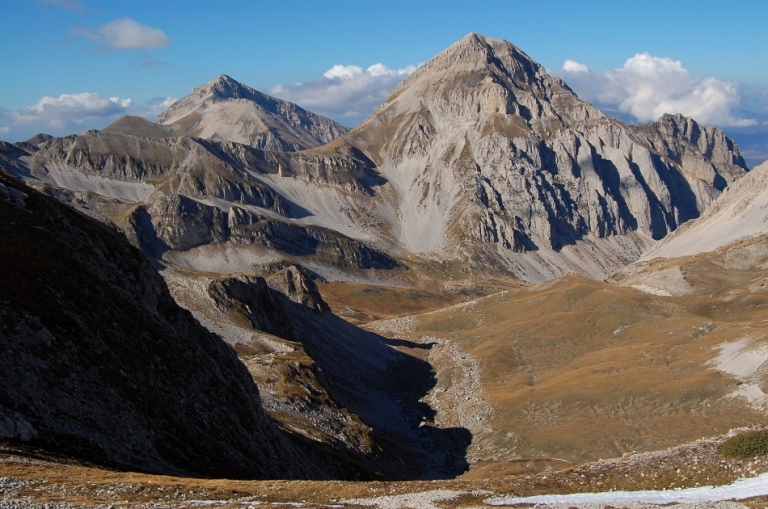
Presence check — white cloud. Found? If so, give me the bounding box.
[74,18,171,50]
[272,63,418,125]
[558,53,757,128]
[140,96,178,117]
[323,64,364,80]
[0,93,178,142]
[13,93,132,126]
[563,59,589,73]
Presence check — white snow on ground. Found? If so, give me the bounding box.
[487,472,768,506]
[342,489,474,509]
[713,340,768,379]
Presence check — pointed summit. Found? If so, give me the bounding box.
[154,75,347,151]
[341,33,747,279]
[421,32,544,84]
[157,74,268,122]
[348,33,600,160]
[205,74,253,99]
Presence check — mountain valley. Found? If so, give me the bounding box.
[2,32,768,508]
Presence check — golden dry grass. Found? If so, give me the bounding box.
[411,256,768,466]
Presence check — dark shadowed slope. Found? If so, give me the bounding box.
[0,171,359,480]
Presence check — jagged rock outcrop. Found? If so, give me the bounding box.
[341,33,748,280]
[149,74,348,150]
[3,131,398,275]
[265,265,330,312]
[0,171,361,480]
[624,159,768,264]
[0,34,749,283]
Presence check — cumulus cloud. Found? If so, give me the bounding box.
[13,93,132,128]
[0,93,177,142]
[562,59,589,73]
[73,18,171,50]
[271,63,418,125]
[558,53,757,128]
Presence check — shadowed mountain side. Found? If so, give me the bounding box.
[184,270,471,479]
[0,132,400,277]
[0,171,364,480]
[284,305,472,479]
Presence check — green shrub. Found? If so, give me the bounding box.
[720,430,768,458]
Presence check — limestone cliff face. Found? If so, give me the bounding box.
[0,172,358,480]
[152,74,348,151]
[344,33,748,279]
[0,34,749,282]
[17,131,398,273]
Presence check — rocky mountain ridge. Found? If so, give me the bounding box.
[340,33,748,280]
[0,171,365,480]
[1,34,749,284]
[4,130,399,277]
[149,74,349,150]
[0,31,763,486]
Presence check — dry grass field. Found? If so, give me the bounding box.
[4,427,768,507]
[357,237,768,470]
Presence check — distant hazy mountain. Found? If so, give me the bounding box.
[104,75,348,150]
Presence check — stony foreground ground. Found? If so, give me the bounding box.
[3,427,768,508]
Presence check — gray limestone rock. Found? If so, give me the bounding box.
[0,172,359,480]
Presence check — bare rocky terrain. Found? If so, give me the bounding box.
[0,172,363,480]
[108,74,349,151]
[0,30,767,509]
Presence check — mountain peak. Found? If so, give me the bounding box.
[172,74,260,106]
[153,74,347,150]
[349,33,588,153]
[205,74,254,100]
[443,33,549,89]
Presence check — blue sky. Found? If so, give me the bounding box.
[2,0,767,165]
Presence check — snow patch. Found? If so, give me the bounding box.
[487,472,768,506]
[342,489,472,509]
